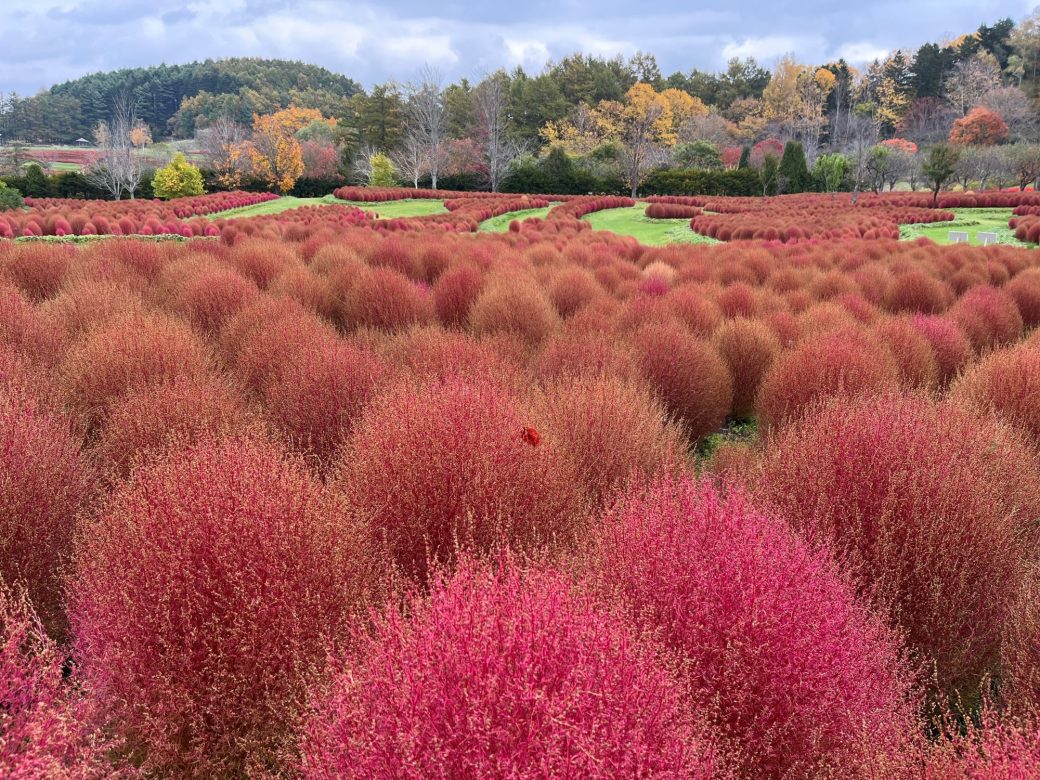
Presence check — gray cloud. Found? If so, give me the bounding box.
[1,0,1036,94]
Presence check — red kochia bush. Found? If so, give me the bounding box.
[756,328,900,430]
[92,374,259,480]
[299,557,714,780]
[585,478,915,779]
[70,436,375,777]
[0,391,94,636]
[1005,268,1040,327]
[711,316,781,418]
[263,339,387,465]
[922,716,1040,777]
[340,266,434,332]
[533,376,687,510]
[331,377,587,582]
[758,394,1040,697]
[630,321,733,441]
[431,262,485,327]
[59,312,215,432]
[950,285,1024,352]
[1,586,110,777]
[1003,566,1040,714]
[909,314,973,385]
[468,277,560,346]
[950,342,1040,446]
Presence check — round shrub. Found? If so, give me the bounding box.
[630,321,733,441]
[59,312,215,433]
[382,326,527,387]
[340,266,434,332]
[331,377,587,582]
[431,262,484,328]
[585,478,915,779]
[756,327,899,430]
[468,277,559,347]
[40,279,147,343]
[757,393,1040,697]
[93,374,259,480]
[161,260,259,335]
[220,297,338,396]
[70,436,375,777]
[534,328,644,386]
[1006,268,1040,328]
[263,339,387,465]
[547,266,603,317]
[950,343,1040,446]
[950,285,1024,353]
[1003,566,1040,714]
[909,314,973,386]
[873,316,940,390]
[0,391,94,636]
[0,283,63,365]
[299,557,714,779]
[884,270,953,314]
[711,316,781,418]
[0,585,110,777]
[533,376,687,510]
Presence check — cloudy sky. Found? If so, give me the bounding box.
[3,0,1037,94]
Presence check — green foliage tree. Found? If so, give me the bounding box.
[151,153,205,199]
[0,182,24,211]
[813,153,850,196]
[922,144,961,206]
[368,152,396,187]
[674,140,722,170]
[738,146,751,169]
[20,164,51,198]
[777,140,811,193]
[760,153,780,196]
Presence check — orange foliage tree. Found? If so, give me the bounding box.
[249,108,335,193]
[949,107,1009,146]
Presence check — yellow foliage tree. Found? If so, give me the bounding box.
[660,88,708,137]
[249,107,334,193]
[762,55,807,122]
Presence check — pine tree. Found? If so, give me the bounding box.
[738,146,751,169]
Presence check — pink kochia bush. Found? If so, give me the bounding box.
[757,394,1040,698]
[299,556,715,779]
[1,586,110,778]
[584,478,916,779]
[331,377,588,582]
[69,436,375,777]
[0,390,94,636]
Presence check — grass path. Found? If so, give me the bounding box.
[210,195,448,220]
[900,208,1033,247]
[583,204,720,246]
[478,206,555,232]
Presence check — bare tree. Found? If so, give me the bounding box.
[944,53,1002,116]
[86,94,144,200]
[198,115,250,188]
[955,146,1007,190]
[473,72,514,192]
[980,87,1040,143]
[390,135,429,189]
[404,68,447,189]
[845,112,879,204]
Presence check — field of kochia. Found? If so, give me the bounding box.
[4,184,1040,777]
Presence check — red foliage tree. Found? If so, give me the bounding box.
[949,107,1010,146]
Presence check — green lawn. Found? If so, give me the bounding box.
[210,195,448,220]
[582,204,720,246]
[343,198,448,219]
[900,208,1034,247]
[478,206,555,232]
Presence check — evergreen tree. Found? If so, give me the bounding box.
[738,146,751,169]
[778,141,810,193]
[151,153,205,199]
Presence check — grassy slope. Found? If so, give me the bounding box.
[901,208,1033,247]
[583,204,720,246]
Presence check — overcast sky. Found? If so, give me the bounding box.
[3,0,1037,95]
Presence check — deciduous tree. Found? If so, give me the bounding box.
[949,107,1009,146]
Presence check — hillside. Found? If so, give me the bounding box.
[0,58,362,143]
